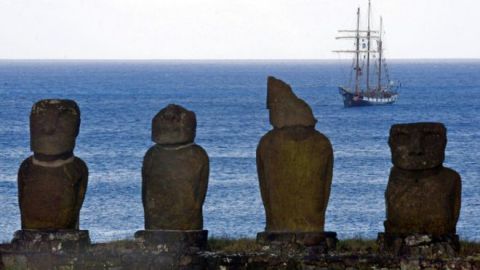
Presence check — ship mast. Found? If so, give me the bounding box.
[366,0,372,91]
[377,17,383,91]
[333,1,399,106]
[354,7,361,95]
[333,3,380,95]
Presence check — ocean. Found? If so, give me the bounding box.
[0,60,479,243]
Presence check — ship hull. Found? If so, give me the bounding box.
[338,87,397,108]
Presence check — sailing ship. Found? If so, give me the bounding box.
[334,0,399,107]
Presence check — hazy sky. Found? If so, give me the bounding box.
[0,0,478,59]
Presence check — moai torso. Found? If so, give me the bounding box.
[19,157,88,229]
[18,99,88,230]
[385,123,461,236]
[142,104,209,230]
[143,144,208,230]
[257,77,333,232]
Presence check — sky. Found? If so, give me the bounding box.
[0,0,479,59]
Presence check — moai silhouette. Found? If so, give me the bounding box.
[14,99,90,251]
[136,104,209,251]
[379,122,461,256]
[256,77,336,251]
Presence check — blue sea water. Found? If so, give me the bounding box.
[0,60,479,243]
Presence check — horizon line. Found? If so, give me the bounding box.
[0,58,479,62]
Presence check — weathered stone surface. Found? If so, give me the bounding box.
[134,230,208,252]
[257,231,337,253]
[143,104,209,230]
[383,122,461,256]
[152,104,196,145]
[388,122,446,170]
[257,77,334,233]
[385,166,461,236]
[11,230,90,253]
[18,157,88,230]
[267,76,317,129]
[378,233,460,258]
[384,122,461,236]
[30,99,80,155]
[2,239,480,270]
[18,99,88,230]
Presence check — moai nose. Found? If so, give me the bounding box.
[41,112,58,135]
[42,123,56,135]
[408,136,424,156]
[41,116,57,135]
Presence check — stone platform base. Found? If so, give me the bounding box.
[134,229,208,252]
[377,233,460,257]
[257,231,337,253]
[11,230,91,253]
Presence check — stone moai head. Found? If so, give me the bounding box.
[30,99,81,155]
[267,76,317,129]
[152,104,196,145]
[389,122,447,170]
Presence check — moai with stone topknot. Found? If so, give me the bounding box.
[135,104,209,252]
[14,99,90,252]
[256,77,337,251]
[378,122,462,257]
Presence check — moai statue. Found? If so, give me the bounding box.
[136,104,209,251]
[14,99,90,251]
[256,77,336,250]
[379,122,462,256]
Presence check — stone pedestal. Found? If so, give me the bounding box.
[257,231,337,253]
[377,233,459,257]
[134,230,208,253]
[11,230,90,253]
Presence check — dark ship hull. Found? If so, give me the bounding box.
[339,87,397,107]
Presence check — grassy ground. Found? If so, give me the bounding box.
[207,237,480,256]
[336,238,378,253]
[460,240,480,256]
[206,236,379,253]
[207,237,262,253]
[15,236,479,256]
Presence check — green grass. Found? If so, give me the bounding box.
[5,236,477,256]
[95,236,263,253]
[207,237,480,256]
[336,239,480,255]
[92,239,137,250]
[207,237,262,253]
[460,241,480,256]
[91,237,379,253]
[336,238,378,253]
[207,237,378,253]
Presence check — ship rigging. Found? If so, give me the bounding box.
[334,0,400,107]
